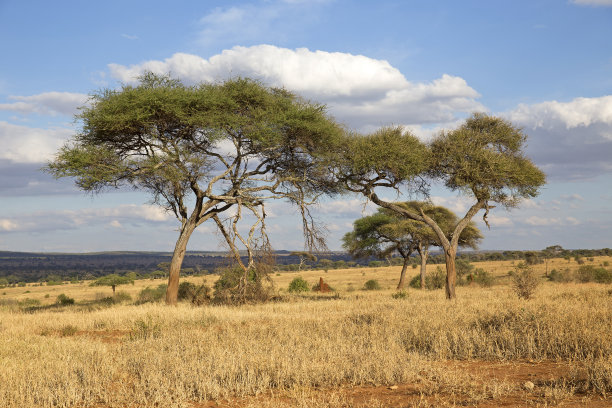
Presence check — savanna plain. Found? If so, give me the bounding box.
[1,257,611,407]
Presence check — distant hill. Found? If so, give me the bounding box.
[0,250,357,283]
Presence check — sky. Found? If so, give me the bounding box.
[0,0,611,253]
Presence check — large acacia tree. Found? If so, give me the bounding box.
[46,73,343,305]
[342,202,481,290]
[334,114,546,299]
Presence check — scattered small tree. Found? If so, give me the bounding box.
[289,251,318,271]
[342,202,481,290]
[90,274,134,295]
[542,245,564,277]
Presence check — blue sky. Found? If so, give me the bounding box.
[1,0,611,253]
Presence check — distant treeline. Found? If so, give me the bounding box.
[0,248,610,284]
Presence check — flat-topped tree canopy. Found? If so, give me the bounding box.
[331,113,545,299]
[429,113,546,210]
[46,73,345,305]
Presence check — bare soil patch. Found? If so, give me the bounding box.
[192,360,610,407]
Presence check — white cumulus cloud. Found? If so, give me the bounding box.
[504,95,612,180]
[0,121,72,164]
[0,92,88,116]
[108,45,484,130]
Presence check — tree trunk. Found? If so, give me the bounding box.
[418,245,429,290]
[165,222,196,305]
[112,284,116,295]
[397,256,410,290]
[444,247,457,300]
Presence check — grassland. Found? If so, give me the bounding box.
[0,256,611,407]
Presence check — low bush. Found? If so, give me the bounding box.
[55,294,75,305]
[548,268,573,283]
[576,265,612,284]
[392,290,408,299]
[288,277,310,293]
[512,263,539,300]
[113,291,132,303]
[137,284,167,304]
[363,279,381,291]
[177,281,211,305]
[471,268,494,287]
[213,266,272,304]
[409,266,445,290]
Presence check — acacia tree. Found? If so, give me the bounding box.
[333,114,546,299]
[342,202,481,290]
[90,274,134,295]
[289,251,318,271]
[46,73,343,305]
[542,245,564,277]
[342,210,415,289]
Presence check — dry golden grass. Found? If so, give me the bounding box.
[0,257,611,407]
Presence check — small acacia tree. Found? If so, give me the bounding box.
[46,73,343,305]
[333,114,545,299]
[90,274,134,295]
[342,202,481,290]
[289,251,318,271]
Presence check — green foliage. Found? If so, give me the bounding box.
[512,263,540,299]
[90,274,134,294]
[137,284,167,304]
[288,277,310,293]
[113,291,132,303]
[429,113,546,207]
[548,268,573,283]
[455,258,475,278]
[576,265,612,284]
[55,294,75,305]
[177,281,211,305]
[470,268,494,287]
[409,266,445,290]
[344,127,430,183]
[363,279,381,291]
[392,290,408,299]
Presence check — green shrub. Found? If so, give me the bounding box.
[603,261,610,267]
[288,277,310,293]
[177,281,211,305]
[548,268,573,283]
[363,279,381,291]
[113,291,132,303]
[576,265,612,284]
[392,290,408,299]
[178,281,197,300]
[409,266,445,290]
[137,284,167,304]
[470,268,494,287]
[512,263,539,299]
[55,294,75,305]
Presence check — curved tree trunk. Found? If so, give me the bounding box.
[444,247,457,300]
[165,222,196,305]
[397,256,410,290]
